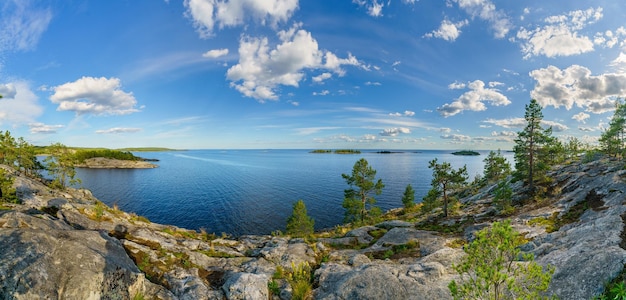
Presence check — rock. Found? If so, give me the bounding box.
[318,236,358,247]
[164,267,218,299]
[0,212,173,299]
[222,272,269,300]
[257,237,317,270]
[76,157,158,169]
[376,220,414,229]
[348,254,371,267]
[345,226,378,244]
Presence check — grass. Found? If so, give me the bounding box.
[288,262,313,300]
[372,240,420,260]
[198,249,236,258]
[528,199,591,233]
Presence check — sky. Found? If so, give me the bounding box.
[1,0,626,150]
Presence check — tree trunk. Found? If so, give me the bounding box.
[442,183,448,217]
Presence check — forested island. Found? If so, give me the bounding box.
[451,150,480,156]
[310,149,361,154]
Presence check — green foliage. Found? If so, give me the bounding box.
[0,169,18,203]
[421,187,442,214]
[452,150,480,156]
[342,158,384,224]
[427,158,468,217]
[334,149,361,154]
[513,99,557,196]
[493,180,514,215]
[288,262,313,300]
[44,142,80,189]
[0,131,42,178]
[483,150,511,183]
[449,220,554,300]
[286,200,315,237]
[73,149,140,162]
[401,184,416,209]
[268,280,281,296]
[600,99,626,158]
[310,149,332,153]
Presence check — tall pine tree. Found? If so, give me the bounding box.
[599,100,626,158]
[427,159,468,217]
[513,99,553,195]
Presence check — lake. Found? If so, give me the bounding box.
[74,150,514,236]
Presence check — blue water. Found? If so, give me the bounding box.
[74,150,513,236]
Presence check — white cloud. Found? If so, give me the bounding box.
[440,133,471,141]
[313,90,330,96]
[184,0,299,38]
[365,81,381,86]
[389,110,415,117]
[488,81,504,87]
[529,65,626,114]
[380,127,410,136]
[578,126,595,132]
[353,0,384,17]
[0,1,52,53]
[0,81,43,126]
[226,24,363,101]
[392,61,401,67]
[312,72,332,83]
[424,19,469,42]
[453,0,512,38]
[610,52,626,73]
[50,77,141,115]
[448,81,466,89]
[95,127,142,134]
[202,48,229,58]
[541,120,569,132]
[482,118,568,132]
[0,83,17,98]
[516,7,602,59]
[29,123,63,134]
[438,80,511,117]
[572,112,590,123]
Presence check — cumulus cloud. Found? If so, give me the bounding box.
[312,72,332,83]
[95,127,142,134]
[572,112,590,123]
[380,127,410,136]
[453,0,512,38]
[0,83,17,98]
[423,19,469,42]
[50,77,141,116]
[202,48,229,58]
[353,0,384,17]
[0,81,43,125]
[226,24,363,101]
[184,0,299,38]
[440,133,471,141]
[529,65,626,114]
[516,7,602,59]
[0,1,52,53]
[437,80,511,117]
[29,123,63,134]
[610,52,626,73]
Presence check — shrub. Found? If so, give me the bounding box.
[288,262,313,300]
[449,220,554,300]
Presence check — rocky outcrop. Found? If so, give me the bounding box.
[76,157,158,169]
[1,157,626,299]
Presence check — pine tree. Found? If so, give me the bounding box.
[401,184,415,209]
[286,200,314,237]
[427,159,468,217]
[449,220,554,300]
[483,150,511,183]
[513,99,553,194]
[342,158,384,224]
[44,142,80,189]
[600,100,626,158]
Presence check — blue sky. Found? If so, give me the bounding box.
[1,0,625,149]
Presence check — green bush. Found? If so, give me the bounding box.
[449,220,554,300]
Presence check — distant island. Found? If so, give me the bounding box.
[451,150,480,156]
[73,149,159,169]
[310,149,361,154]
[374,151,404,154]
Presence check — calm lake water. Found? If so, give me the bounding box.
[74,150,513,236]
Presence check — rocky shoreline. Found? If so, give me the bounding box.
[1,158,626,299]
[75,157,159,169]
